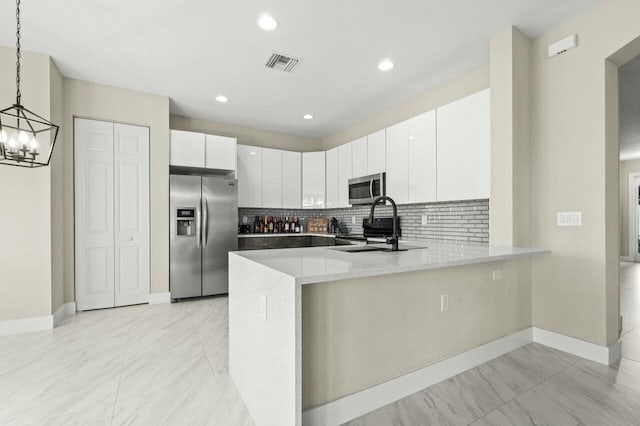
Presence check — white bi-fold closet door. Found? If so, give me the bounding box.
[75,118,150,311]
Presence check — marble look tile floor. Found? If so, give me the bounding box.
[346,263,640,425]
[0,296,254,426]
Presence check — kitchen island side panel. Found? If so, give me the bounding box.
[302,257,532,409]
[228,253,301,426]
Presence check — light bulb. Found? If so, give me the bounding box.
[258,14,278,31]
[378,59,394,71]
[7,136,17,150]
[0,129,7,143]
[18,131,30,145]
[29,136,38,151]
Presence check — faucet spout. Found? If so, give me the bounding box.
[368,196,399,251]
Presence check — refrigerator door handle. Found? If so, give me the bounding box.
[196,196,201,249]
[369,178,374,199]
[203,196,209,248]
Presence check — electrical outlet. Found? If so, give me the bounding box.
[242,216,248,224]
[259,294,267,320]
[352,216,356,225]
[421,215,428,226]
[493,269,502,280]
[440,294,449,312]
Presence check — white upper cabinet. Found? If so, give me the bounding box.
[237,145,263,208]
[351,137,368,178]
[282,151,302,209]
[262,148,283,208]
[170,130,205,168]
[302,151,326,209]
[367,129,386,174]
[436,88,490,201]
[205,134,236,170]
[338,143,353,207]
[408,110,437,203]
[385,120,410,204]
[325,147,339,208]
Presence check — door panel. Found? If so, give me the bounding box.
[170,175,202,299]
[114,123,150,307]
[75,118,115,311]
[202,176,238,296]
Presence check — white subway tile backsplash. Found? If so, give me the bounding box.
[239,199,489,243]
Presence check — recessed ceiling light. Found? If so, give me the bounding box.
[216,95,228,103]
[303,114,314,120]
[378,59,394,71]
[258,14,278,31]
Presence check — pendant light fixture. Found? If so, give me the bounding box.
[0,0,59,168]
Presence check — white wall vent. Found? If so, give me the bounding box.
[265,52,302,72]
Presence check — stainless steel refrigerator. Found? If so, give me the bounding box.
[170,174,238,299]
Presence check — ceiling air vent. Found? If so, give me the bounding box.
[265,52,302,73]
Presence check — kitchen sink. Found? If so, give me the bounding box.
[331,244,427,253]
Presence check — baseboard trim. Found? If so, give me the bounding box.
[302,328,533,426]
[532,327,621,365]
[52,302,76,327]
[0,315,53,337]
[149,292,171,304]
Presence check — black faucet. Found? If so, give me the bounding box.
[368,195,399,251]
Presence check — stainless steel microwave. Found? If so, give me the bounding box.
[348,172,386,205]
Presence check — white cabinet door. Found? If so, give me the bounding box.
[113,123,150,307]
[408,110,437,203]
[302,151,326,209]
[75,119,116,311]
[282,151,302,208]
[205,134,236,170]
[237,145,263,207]
[262,148,283,208]
[351,137,368,178]
[385,121,409,204]
[170,130,205,167]
[367,129,386,174]
[338,143,353,207]
[325,147,339,208]
[436,89,490,201]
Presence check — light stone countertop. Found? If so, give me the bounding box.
[230,239,549,285]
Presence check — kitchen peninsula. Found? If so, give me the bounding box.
[228,240,548,426]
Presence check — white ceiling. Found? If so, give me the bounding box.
[619,54,640,161]
[0,0,603,139]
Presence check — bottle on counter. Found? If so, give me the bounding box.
[295,217,301,233]
[284,217,289,233]
[268,216,274,233]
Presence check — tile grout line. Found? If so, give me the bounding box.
[186,304,238,424]
[470,351,583,425]
[108,310,136,426]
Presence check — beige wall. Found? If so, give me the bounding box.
[302,258,532,408]
[320,65,489,149]
[170,115,321,152]
[63,79,170,299]
[49,59,65,313]
[620,159,640,257]
[0,47,53,321]
[490,27,531,247]
[530,0,640,346]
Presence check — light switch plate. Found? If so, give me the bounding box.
[242,216,248,224]
[557,211,582,227]
[352,216,356,225]
[421,215,428,226]
[493,270,502,280]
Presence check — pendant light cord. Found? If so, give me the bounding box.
[15,0,21,105]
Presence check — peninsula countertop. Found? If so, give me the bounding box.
[229,239,549,285]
